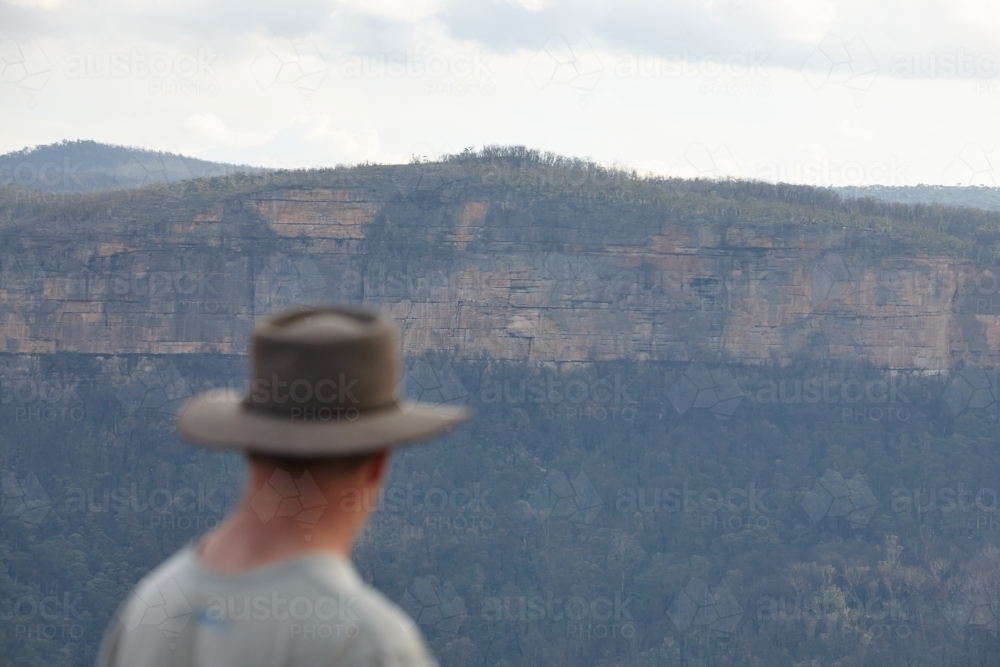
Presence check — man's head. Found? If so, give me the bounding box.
[177,307,469,561]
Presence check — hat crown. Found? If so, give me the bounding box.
[246,308,400,417]
[261,309,378,342]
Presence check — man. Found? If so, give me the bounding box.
[97,306,469,666]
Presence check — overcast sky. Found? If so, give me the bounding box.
[3,0,1000,185]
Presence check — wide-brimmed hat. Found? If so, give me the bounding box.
[176,306,470,456]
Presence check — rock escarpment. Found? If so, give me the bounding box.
[1,163,998,370]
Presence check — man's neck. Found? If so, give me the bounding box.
[196,492,371,573]
[195,455,384,573]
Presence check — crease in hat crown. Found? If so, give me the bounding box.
[258,308,382,343]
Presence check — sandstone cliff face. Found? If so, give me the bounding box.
[1,177,998,370]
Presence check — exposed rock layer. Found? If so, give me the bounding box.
[2,179,997,370]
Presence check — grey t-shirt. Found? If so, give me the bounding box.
[97,546,437,667]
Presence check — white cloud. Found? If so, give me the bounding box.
[299,115,380,156]
[0,0,63,11]
[334,0,446,23]
[948,0,1000,33]
[837,120,876,140]
[503,0,549,12]
[2,0,63,8]
[182,114,276,148]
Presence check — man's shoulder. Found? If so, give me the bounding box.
[299,562,435,662]
[103,547,438,666]
[111,546,199,632]
[96,547,200,667]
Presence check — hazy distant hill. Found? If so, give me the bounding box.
[9,141,1000,212]
[0,140,265,192]
[837,184,1000,211]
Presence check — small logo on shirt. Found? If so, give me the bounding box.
[193,608,228,632]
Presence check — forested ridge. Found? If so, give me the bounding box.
[2,354,1000,666]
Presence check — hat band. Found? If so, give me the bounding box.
[241,395,400,422]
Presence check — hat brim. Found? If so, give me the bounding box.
[176,390,471,457]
